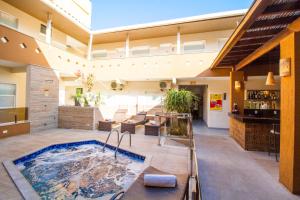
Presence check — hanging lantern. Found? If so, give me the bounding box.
[266,72,276,86]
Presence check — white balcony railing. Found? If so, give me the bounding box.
[0,10,18,30]
[92,46,218,60]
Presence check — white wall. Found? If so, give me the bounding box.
[203,86,208,125]
[206,81,230,129]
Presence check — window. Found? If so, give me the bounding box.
[183,41,206,53]
[0,11,18,29]
[40,24,47,34]
[131,46,150,56]
[0,83,16,108]
[93,50,108,58]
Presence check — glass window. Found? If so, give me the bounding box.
[0,11,18,29]
[0,83,16,108]
[183,41,206,53]
[40,24,47,34]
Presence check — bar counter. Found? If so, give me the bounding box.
[228,113,279,151]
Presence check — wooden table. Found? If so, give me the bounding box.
[98,120,116,131]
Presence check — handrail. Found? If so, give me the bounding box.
[102,127,120,152]
[110,190,125,200]
[114,131,132,159]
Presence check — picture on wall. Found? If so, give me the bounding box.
[210,94,223,111]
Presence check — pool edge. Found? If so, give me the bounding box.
[3,160,40,200]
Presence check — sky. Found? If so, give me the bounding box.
[91,0,253,30]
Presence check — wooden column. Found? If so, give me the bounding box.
[230,71,245,114]
[279,32,300,193]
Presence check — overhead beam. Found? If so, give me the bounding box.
[210,0,273,69]
[236,16,300,70]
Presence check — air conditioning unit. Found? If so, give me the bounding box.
[159,81,171,91]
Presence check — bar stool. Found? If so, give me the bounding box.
[268,124,280,162]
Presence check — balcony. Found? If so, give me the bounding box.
[92,51,219,81]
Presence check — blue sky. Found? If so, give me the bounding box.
[91,0,253,30]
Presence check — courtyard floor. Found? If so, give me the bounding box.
[194,120,300,200]
[0,126,189,200]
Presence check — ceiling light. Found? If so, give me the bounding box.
[19,43,27,49]
[1,36,9,43]
[266,72,276,86]
[35,48,41,54]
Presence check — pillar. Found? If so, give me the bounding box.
[125,34,130,57]
[279,31,300,193]
[177,27,181,54]
[229,71,244,114]
[46,13,52,44]
[87,34,93,60]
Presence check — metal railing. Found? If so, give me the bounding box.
[157,113,201,200]
[114,131,132,159]
[102,127,120,152]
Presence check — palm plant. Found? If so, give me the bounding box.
[164,89,197,136]
[72,92,83,106]
[164,89,196,113]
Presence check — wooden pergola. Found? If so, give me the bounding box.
[210,0,300,71]
[209,0,300,194]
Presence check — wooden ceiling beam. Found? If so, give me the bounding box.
[251,16,298,28]
[210,0,273,69]
[242,28,284,38]
[263,1,300,14]
[236,16,300,70]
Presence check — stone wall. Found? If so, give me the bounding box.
[58,106,103,130]
[26,65,59,132]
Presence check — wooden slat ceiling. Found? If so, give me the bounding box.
[214,0,300,68]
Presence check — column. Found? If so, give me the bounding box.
[177,27,181,54]
[125,33,130,57]
[279,31,300,193]
[87,34,93,60]
[46,13,52,44]
[229,71,244,114]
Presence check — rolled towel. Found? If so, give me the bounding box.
[144,174,177,188]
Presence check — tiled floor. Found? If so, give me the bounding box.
[194,120,300,200]
[0,126,189,200]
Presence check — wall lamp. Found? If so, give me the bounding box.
[235,81,242,90]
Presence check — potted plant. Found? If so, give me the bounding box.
[164,89,197,136]
[72,92,83,106]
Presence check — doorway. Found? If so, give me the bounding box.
[178,85,206,121]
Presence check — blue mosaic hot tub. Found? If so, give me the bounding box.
[12,140,146,200]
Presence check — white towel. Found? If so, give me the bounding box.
[144,174,177,188]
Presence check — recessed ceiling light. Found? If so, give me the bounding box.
[19,43,27,49]
[0,36,9,43]
[35,48,41,54]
